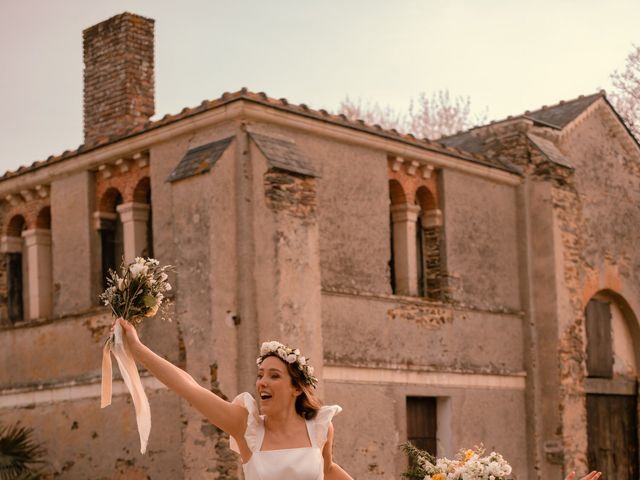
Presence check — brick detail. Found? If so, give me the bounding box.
[83,13,155,143]
[478,121,531,166]
[95,162,150,212]
[552,182,589,475]
[3,198,50,235]
[264,170,317,219]
[423,225,448,301]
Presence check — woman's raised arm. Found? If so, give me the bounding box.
[117,318,248,438]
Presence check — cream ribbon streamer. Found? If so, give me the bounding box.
[101,321,151,454]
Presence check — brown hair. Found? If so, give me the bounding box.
[263,353,322,420]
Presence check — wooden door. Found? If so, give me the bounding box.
[587,394,639,479]
[407,396,437,456]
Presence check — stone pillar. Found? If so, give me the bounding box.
[51,171,95,316]
[116,202,150,262]
[390,203,421,296]
[21,229,52,319]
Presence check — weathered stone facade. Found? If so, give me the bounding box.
[0,12,638,480]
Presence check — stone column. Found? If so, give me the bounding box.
[21,229,52,320]
[390,203,421,296]
[116,202,150,262]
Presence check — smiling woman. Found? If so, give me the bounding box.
[115,319,353,480]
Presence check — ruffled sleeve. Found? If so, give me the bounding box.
[314,404,342,448]
[229,392,263,454]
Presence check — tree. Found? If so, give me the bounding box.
[338,90,487,140]
[0,424,47,480]
[610,44,640,139]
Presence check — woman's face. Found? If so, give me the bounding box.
[256,355,300,415]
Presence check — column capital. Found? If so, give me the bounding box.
[420,209,443,228]
[0,235,23,253]
[116,202,150,223]
[21,229,52,247]
[93,210,117,230]
[390,203,421,223]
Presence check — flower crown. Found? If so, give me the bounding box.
[257,340,318,389]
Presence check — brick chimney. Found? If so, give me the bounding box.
[83,12,155,143]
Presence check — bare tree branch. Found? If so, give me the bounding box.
[338,90,487,140]
[610,44,640,139]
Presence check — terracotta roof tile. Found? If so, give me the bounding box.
[1,88,516,182]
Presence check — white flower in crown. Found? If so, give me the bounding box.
[286,354,297,363]
[257,340,318,388]
[260,341,282,356]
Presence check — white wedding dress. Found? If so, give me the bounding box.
[230,392,341,480]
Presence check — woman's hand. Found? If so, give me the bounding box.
[565,471,602,480]
[112,318,143,353]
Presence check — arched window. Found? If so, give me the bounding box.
[388,180,421,296]
[97,188,124,290]
[585,293,639,478]
[388,180,406,294]
[4,215,26,322]
[132,176,153,258]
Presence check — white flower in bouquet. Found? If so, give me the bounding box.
[99,257,173,327]
[402,443,512,480]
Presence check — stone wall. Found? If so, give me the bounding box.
[441,169,521,311]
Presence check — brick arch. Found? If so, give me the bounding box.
[6,214,27,237]
[415,186,437,212]
[133,176,151,204]
[389,179,407,205]
[36,206,51,229]
[99,187,123,213]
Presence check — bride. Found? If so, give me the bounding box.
[115,320,602,480]
[115,319,353,480]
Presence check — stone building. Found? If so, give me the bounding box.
[0,12,638,480]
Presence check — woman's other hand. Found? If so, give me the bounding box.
[565,471,602,480]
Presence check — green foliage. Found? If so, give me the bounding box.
[0,424,47,480]
[401,442,430,479]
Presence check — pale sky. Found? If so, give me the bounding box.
[1,0,638,174]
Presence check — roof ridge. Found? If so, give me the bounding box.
[441,90,606,141]
[0,88,510,182]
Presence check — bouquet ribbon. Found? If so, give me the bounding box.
[101,321,151,454]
